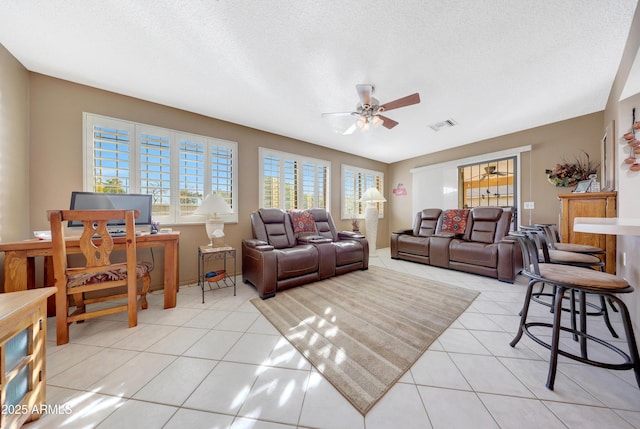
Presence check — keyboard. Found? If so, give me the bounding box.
[108,230,142,237]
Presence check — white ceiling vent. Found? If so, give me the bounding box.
[429,118,457,132]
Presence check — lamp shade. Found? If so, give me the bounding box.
[359,187,387,203]
[194,192,232,217]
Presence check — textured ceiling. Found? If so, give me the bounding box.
[0,0,638,163]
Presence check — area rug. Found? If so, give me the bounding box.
[250,266,479,415]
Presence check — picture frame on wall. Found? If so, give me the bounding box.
[601,120,616,191]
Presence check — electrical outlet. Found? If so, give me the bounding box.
[523,201,535,209]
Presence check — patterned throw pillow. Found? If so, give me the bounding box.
[440,209,470,235]
[289,209,317,237]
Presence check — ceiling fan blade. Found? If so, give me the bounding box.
[356,84,374,106]
[377,114,399,129]
[379,93,421,112]
[321,112,355,118]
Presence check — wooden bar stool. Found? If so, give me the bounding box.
[509,231,640,390]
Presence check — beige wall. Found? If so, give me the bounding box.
[0,44,30,242]
[27,73,388,287]
[0,45,30,289]
[388,113,604,232]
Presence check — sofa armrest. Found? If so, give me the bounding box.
[433,232,455,238]
[243,239,274,251]
[298,235,333,244]
[497,235,523,283]
[338,231,365,240]
[242,240,277,299]
[429,235,452,268]
[392,228,414,235]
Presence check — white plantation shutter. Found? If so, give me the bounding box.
[179,138,205,217]
[84,113,238,224]
[259,148,330,210]
[140,129,171,219]
[262,153,281,208]
[341,165,384,219]
[210,142,234,209]
[86,118,134,193]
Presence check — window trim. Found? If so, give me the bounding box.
[83,113,238,225]
[258,147,331,211]
[341,164,385,220]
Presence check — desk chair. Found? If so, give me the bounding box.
[49,209,151,346]
[509,231,640,390]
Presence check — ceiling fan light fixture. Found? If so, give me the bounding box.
[371,115,383,128]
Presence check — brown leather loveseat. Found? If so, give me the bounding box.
[390,207,522,283]
[242,208,369,299]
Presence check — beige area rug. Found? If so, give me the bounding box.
[251,265,479,415]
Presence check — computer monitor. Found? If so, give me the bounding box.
[68,192,153,228]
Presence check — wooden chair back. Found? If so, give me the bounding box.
[48,209,140,345]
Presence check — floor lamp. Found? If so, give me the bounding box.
[359,187,387,254]
[194,192,232,247]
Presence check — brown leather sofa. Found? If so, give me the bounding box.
[390,207,522,283]
[242,208,369,299]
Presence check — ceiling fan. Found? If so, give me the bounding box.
[480,165,509,179]
[322,84,420,135]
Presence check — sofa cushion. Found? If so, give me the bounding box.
[449,240,498,268]
[397,235,430,256]
[468,207,503,244]
[275,245,319,279]
[259,208,296,249]
[440,209,470,236]
[414,209,442,236]
[333,240,364,266]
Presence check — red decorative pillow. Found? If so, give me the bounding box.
[441,209,470,235]
[289,209,317,237]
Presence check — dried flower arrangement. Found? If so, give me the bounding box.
[545,151,600,187]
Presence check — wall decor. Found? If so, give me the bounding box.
[622,107,640,172]
[545,151,599,187]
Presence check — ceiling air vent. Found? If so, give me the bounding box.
[429,118,457,132]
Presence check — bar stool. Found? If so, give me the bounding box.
[536,223,605,255]
[524,229,618,338]
[509,231,640,390]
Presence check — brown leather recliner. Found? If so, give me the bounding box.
[390,209,442,264]
[391,207,522,283]
[242,208,369,299]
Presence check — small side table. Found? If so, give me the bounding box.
[197,245,237,303]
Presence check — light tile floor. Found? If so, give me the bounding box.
[26,248,640,429]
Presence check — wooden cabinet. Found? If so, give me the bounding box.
[0,287,56,428]
[558,191,617,274]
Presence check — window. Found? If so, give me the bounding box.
[458,157,516,210]
[259,148,329,210]
[341,165,384,219]
[84,113,238,224]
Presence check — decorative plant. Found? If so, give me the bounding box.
[351,217,360,232]
[545,151,600,187]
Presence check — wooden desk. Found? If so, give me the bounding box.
[0,232,180,310]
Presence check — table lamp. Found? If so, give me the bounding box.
[358,187,386,254]
[194,192,232,247]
